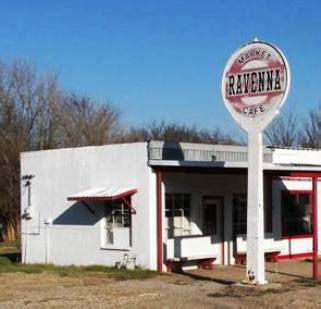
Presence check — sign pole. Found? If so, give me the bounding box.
[221,39,290,285]
[246,130,266,284]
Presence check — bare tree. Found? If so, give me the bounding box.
[300,104,321,148]
[56,94,121,148]
[265,110,298,147]
[0,61,63,241]
[35,73,63,150]
[120,120,237,144]
[0,60,123,241]
[0,96,20,241]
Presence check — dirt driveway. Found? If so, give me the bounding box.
[0,261,320,308]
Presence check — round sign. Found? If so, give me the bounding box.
[221,40,290,132]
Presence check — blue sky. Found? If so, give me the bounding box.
[1,0,320,135]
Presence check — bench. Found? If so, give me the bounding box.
[235,235,281,265]
[166,237,218,272]
[166,254,217,273]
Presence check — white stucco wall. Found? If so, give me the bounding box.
[21,142,157,269]
[21,141,321,271]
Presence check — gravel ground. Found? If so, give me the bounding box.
[0,261,320,308]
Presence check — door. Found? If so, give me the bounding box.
[203,196,224,263]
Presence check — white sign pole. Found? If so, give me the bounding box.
[221,39,290,285]
[247,130,265,283]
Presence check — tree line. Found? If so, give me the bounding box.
[0,61,235,241]
[0,60,321,241]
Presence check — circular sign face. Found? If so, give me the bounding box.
[221,40,290,132]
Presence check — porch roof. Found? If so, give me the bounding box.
[148,140,321,172]
[67,187,137,202]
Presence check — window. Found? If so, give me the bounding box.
[281,191,312,237]
[165,193,191,238]
[264,176,273,233]
[104,200,131,247]
[232,190,272,236]
[233,194,247,236]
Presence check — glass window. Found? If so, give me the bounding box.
[233,194,247,236]
[281,191,312,236]
[105,201,131,245]
[165,193,191,238]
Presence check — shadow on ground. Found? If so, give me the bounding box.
[174,269,235,285]
[0,251,21,263]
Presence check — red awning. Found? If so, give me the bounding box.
[67,187,137,213]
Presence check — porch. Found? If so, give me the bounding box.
[148,141,321,272]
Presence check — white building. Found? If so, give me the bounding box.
[20,141,321,271]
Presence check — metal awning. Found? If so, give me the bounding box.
[67,187,138,213]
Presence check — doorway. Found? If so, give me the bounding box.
[203,196,224,264]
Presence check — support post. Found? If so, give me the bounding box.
[246,131,266,284]
[313,177,318,280]
[156,171,163,272]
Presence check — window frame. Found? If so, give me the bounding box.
[232,193,247,236]
[101,199,132,250]
[281,190,313,239]
[165,193,191,238]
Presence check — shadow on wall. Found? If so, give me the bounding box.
[53,201,102,225]
[160,141,226,167]
[162,141,184,161]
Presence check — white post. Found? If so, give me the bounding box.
[246,130,266,284]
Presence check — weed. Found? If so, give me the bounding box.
[0,258,157,280]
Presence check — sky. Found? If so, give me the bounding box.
[1,0,320,136]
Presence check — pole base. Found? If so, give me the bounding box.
[241,279,268,286]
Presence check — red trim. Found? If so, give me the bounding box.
[278,252,313,261]
[221,198,225,265]
[156,171,163,272]
[67,189,138,202]
[312,177,319,280]
[289,172,321,178]
[235,251,280,264]
[282,234,313,240]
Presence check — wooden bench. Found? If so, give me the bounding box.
[166,254,217,273]
[235,235,281,265]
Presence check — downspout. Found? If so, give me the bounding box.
[312,177,318,280]
[156,170,163,272]
[44,218,52,264]
[23,224,28,264]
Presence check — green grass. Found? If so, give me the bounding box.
[295,277,321,287]
[0,241,20,254]
[0,241,157,280]
[0,256,157,280]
